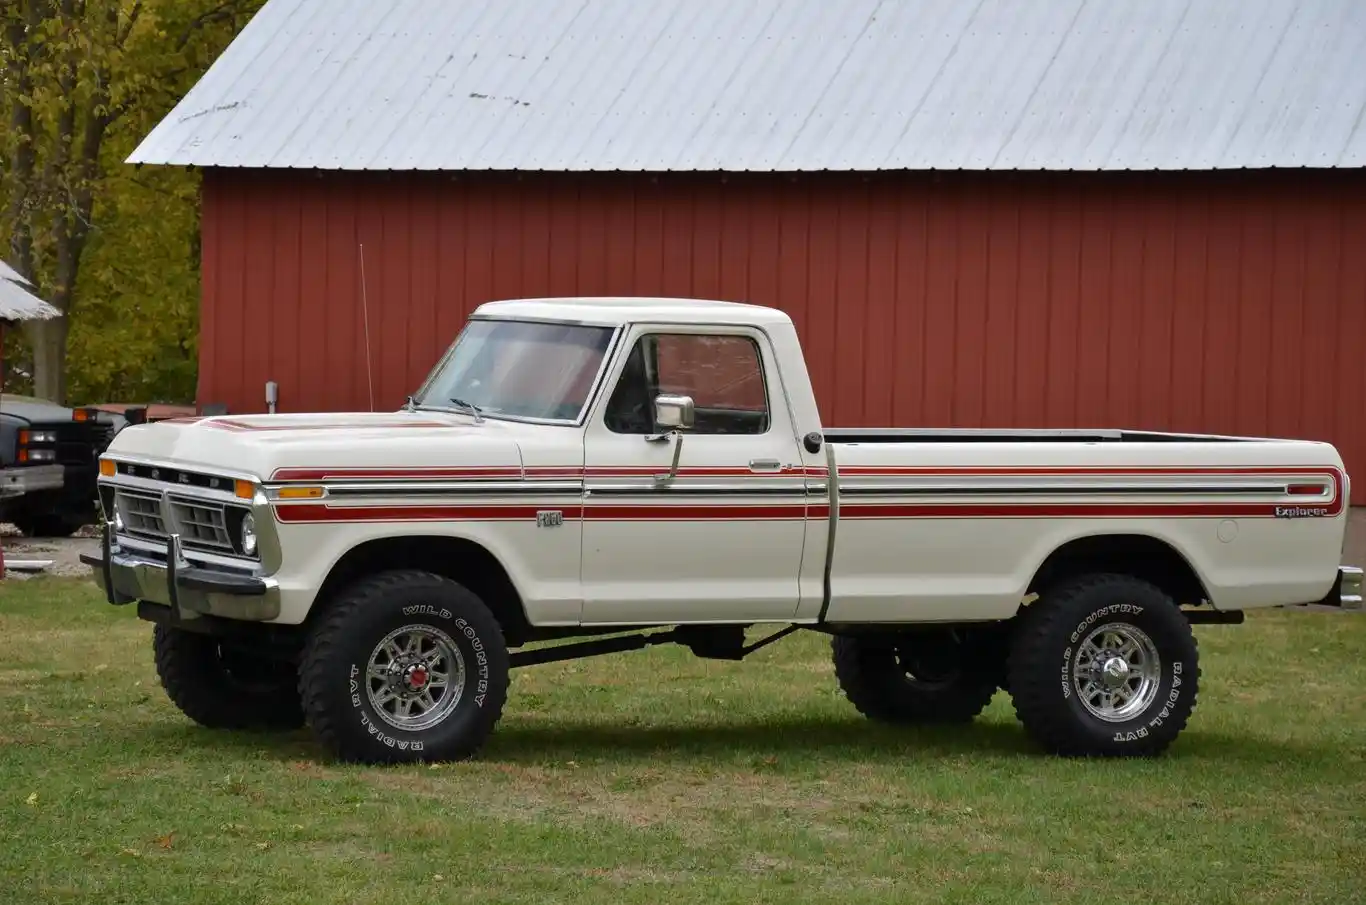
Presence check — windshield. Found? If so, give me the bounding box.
[413,318,617,422]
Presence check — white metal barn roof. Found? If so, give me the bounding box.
[0,261,60,323]
[128,0,1366,172]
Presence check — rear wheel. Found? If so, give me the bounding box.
[1006,573,1200,757]
[152,626,304,730]
[832,629,1002,724]
[298,569,510,764]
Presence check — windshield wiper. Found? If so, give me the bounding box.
[448,397,484,423]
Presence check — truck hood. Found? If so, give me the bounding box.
[103,411,526,481]
[0,392,71,425]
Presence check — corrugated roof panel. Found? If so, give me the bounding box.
[0,261,60,322]
[127,0,1366,171]
[996,0,1192,170]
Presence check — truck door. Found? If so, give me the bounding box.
[579,324,808,624]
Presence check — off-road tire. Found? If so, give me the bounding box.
[1006,573,1200,757]
[832,631,1001,724]
[152,625,305,730]
[298,569,509,765]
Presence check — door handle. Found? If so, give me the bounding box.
[749,458,782,473]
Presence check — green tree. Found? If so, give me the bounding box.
[1,0,263,404]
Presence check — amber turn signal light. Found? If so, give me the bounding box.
[276,486,325,499]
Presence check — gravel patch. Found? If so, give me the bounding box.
[1,522,99,579]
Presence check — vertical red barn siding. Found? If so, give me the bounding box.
[201,168,1366,503]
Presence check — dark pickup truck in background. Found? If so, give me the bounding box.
[0,394,124,537]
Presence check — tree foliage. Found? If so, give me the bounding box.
[1,0,263,404]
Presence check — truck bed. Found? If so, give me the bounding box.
[822,428,1255,445]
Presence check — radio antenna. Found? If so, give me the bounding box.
[359,242,376,412]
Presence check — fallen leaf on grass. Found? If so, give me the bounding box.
[24,792,37,807]
[255,842,270,850]
[120,849,141,858]
[155,832,174,850]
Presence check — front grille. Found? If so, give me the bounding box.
[56,441,98,466]
[170,499,232,549]
[114,488,236,553]
[116,490,168,539]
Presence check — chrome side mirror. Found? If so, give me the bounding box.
[647,394,694,487]
[653,394,694,431]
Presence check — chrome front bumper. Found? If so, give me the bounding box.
[0,463,64,497]
[82,524,280,622]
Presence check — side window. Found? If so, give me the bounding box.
[603,332,770,435]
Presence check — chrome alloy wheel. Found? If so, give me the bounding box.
[1071,622,1161,722]
[365,624,467,732]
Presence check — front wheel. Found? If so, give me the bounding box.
[152,626,305,730]
[298,570,510,764]
[1006,573,1200,757]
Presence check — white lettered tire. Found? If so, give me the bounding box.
[298,569,509,764]
[1006,573,1200,757]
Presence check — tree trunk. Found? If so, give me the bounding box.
[5,11,37,283]
[24,317,68,403]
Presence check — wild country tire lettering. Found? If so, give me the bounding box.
[455,618,491,707]
[402,605,453,620]
[1069,603,1144,644]
[348,662,424,752]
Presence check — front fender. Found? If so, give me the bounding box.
[266,514,582,626]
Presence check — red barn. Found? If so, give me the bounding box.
[129,0,1366,501]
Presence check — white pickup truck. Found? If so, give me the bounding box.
[84,296,1361,764]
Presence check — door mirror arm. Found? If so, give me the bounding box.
[646,394,694,486]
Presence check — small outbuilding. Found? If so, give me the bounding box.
[0,259,60,391]
[129,0,1366,501]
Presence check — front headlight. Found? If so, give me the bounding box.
[20,448,56,463]
[240,512,258,557]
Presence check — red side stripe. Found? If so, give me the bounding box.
[583,504,808,520]
[270,464,1341,481]
[275,504,586,523]
[274,499,1335,524]
[272,466,524,481]
[836,502,1320,519]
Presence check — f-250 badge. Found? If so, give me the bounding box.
[1275,505,1330,519]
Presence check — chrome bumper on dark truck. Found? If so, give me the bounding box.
[0,463,64,497]
[81,524,280,623]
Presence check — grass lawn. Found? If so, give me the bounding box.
[1,577,1363,905]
